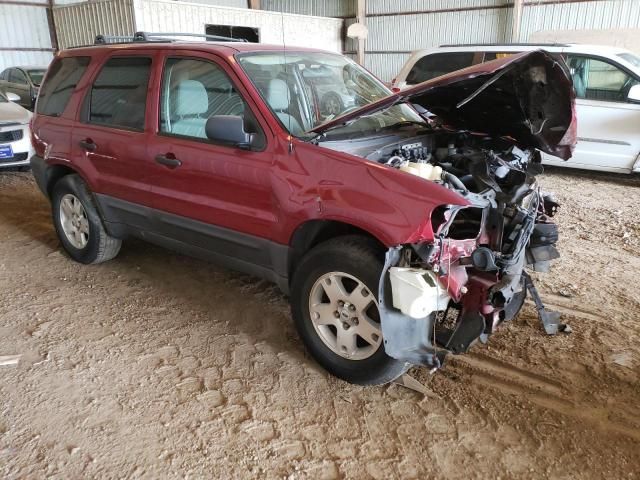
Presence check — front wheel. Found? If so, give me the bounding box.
[51,174,121,264]
[291,236,408,385]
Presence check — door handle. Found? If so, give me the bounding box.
[79,139,96,152]
[155,153,182,168]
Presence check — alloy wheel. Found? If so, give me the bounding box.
[59,193,90,249]
[308,271,383,360]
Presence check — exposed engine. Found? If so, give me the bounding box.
[346,129,565,368]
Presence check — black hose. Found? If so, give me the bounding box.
[442,171,468,192]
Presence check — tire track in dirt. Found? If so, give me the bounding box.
[524,298,605,323]
[451,353,640,441]
[453,353,566,396]
[542,293,631,319]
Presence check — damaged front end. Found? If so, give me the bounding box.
[313,50,576,370]
[378,151,564,369]
[374,52,575,369]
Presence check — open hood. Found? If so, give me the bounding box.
[309,50,577,160]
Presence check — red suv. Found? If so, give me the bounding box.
[31,33,576,385]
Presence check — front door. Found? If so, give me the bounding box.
[147,52,278,269]
[542,54,640,173]
[70,52,158,229]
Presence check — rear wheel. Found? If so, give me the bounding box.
[291,236,408,385]
[52,174,121,264]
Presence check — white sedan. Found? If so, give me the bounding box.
[392,44,640,174]
[0,90,33,170]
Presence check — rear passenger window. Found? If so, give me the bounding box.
[406,52,476,85]
[89,57,151,131]
[36,56,90,117]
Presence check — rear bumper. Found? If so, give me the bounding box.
[30,154,48,197]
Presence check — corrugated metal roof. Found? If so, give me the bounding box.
[0,2,54,71]
[175,0,248,7]
[362,0,640,81]
[261,0,355,17]
[0,5,52,50]
[366,0,507,15]
[46,0,640,84]
[365,8,509,53]
[519,0,640,42]
[53,0,135,49]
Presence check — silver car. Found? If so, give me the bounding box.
[0,91,33,170]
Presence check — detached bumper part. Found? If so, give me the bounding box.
[523,272,570,335]
[378,247,447,368]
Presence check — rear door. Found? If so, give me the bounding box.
[146,51,278,267]
[71,50,159,228]
[543,54,640,172]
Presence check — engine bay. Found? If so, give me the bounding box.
[362,130,542,195]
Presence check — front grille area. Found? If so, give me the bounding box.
[0,152,28,163]
[0,129,23,142]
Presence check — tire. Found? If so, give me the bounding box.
[291,235,408,385]
[51,174,121,264]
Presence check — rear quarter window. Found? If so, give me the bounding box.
[37,56,90,117]
[406,52,476,85]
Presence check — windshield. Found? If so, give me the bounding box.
[237,51,424,138]
[618,53,640,69]
[27,69,46,86]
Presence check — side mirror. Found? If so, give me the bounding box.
[6,92,20,102]
[205,115,253,149]
[627,84,640,104]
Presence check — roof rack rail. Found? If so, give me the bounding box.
[94,31,246,45]
[438,42,571,48]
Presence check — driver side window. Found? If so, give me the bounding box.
[566,55,639,103]
[160,57,247,140]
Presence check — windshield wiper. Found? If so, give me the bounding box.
[379,120,428,131]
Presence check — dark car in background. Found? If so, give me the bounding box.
[0,65,48,110]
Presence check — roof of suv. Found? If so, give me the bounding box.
[65,41,329,56]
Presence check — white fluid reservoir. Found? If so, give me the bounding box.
[389,267,450,319]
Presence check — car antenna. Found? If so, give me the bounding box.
[280,6,294,153]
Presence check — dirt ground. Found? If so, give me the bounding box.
[1,168,639,479]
